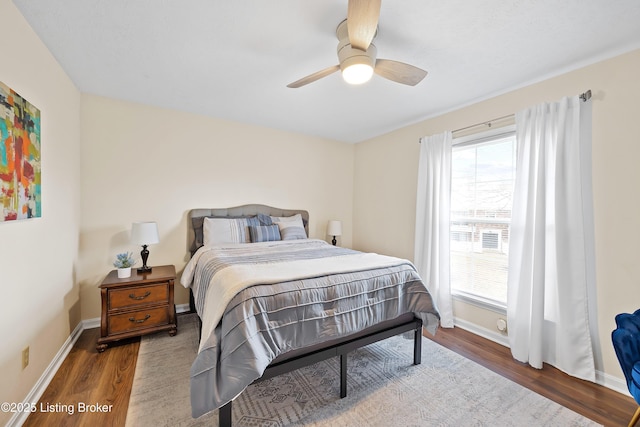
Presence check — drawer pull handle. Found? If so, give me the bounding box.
[129,314,151,324]
[129,291,151,300]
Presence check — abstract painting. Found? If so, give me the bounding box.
[0,81,41,222]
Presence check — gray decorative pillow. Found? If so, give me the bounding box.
[249,225,281,242]
[271,214,307,240]
[257,213,273,226]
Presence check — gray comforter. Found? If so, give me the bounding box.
[181,239,440,418]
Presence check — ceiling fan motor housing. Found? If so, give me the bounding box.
[338,40,377,72]
[336,19,377,72]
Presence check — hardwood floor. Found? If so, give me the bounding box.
[23,315,637,426]
[428,327,637,427]
[23,328,139,427]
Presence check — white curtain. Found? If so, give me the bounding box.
[414,131,454,328]
[507,95,597,381]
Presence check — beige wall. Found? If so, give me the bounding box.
[78,94,355,320]
[0,0,82,424]
[353,48,640,384]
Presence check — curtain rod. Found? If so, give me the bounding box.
[421,89,593,140]
[579,89,592,102]
[452,114,514,135]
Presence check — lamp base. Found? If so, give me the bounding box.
[138,244,152,274]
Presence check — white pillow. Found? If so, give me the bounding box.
[203,217,254,246]
[270,214,307,240]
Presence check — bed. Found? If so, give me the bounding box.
[181,204,440,426]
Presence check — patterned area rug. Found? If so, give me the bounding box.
[125,314,600,426]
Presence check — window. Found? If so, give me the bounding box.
[450,127,516,308]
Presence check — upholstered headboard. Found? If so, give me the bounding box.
[188,204,310,255]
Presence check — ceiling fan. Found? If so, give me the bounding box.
[287,0,428,88]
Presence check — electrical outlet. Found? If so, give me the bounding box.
[496,318,508,333]
[22,347,29,370]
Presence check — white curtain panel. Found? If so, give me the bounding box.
[507,96,596,381]
[414,131,454,328]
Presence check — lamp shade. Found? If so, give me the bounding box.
[131,221,160,245]
[327,220,343,236]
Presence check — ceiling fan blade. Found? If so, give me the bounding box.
[374,59,428,86]
[287,65,340,88]
[347,0,381,51]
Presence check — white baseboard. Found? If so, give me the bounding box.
[597,370,630,397]
[7,321,85,427]
[453,316,631,398]
[453,316,510,348]
[176,303,190,314]
[82,317,100,330]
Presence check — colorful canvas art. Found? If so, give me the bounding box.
[0,81,41,221]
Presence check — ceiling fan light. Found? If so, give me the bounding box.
[342,63,374,85]
[337,38,376,85]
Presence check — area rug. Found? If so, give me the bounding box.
[125,314,599,426]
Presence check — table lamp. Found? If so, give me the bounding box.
[131,221,159,273]
[327,220,342,246]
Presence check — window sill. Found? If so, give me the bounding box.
[452,291,507,315]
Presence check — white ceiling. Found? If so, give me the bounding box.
[13,0,640,143]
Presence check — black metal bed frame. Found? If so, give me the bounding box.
[191,289,423,427]
[217,316,423,427]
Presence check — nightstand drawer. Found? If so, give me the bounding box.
[108,306,169,334]
[109,283,168,310]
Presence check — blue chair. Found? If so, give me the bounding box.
[612,309,640,427]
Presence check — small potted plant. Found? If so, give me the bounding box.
[113,252,136,278]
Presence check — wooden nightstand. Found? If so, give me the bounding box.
[97,265,177,352]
